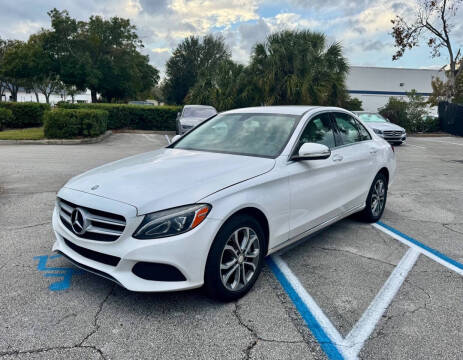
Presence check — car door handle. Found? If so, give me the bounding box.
[332,154,343,162]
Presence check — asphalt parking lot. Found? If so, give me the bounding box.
[1,133,462,359]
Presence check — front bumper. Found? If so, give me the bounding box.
[380,133,406,143]
[52,188,220,292]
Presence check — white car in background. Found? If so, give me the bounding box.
[355,112,407,145]
[176,105,217,134]
[52,106,396,301]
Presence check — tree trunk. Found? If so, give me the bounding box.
[71,94,75,103]
[45,93,50,104]
[11,90,18,102]
[91,89,97,103]
[35,92,40,103]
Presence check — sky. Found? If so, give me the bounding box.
[0,0,462,77]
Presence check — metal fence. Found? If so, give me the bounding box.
[439,101,463,136]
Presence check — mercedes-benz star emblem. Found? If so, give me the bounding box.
[71,208,88,235]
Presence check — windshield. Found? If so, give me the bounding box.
[183,107,217,118]
[172,113,300,158]
[358,113,388,123]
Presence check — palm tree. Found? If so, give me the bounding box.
[248,30,349,106]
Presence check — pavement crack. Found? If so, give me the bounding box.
[233,299,306,360]
[79,285,115,349]
[311,246,396,267]
[5,222,50,231]
[0,345,106,359]
[233,301,258,360]
[443,223,463,236]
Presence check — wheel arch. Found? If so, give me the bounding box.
[378,167,389,186]
[218,207,270,257]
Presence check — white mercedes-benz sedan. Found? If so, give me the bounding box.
[52,106,396,301]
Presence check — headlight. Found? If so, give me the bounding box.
[373,128,383,135]
[133,204,211,239]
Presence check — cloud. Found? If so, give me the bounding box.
[1,0,460,75]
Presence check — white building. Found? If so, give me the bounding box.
[1,88,92,105]
[346,66,446,113]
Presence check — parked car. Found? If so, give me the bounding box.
[128,100,154,106]
[52,106,395,301]
[355,111,406,145]
[177,105,217,134]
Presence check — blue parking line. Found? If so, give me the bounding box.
[377,221,463,270]
[266,257,345,360]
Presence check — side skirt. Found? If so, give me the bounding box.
[267,203,365,255]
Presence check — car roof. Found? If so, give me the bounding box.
[223,106,350,116]
[183,105,216,109]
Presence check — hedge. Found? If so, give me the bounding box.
[44,109,108,139]
[0,102,50,128]
[0,108,13,131]
[57,103,181,131]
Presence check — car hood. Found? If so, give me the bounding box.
[365,122,405,132]
[64,148,275,215]
[179,117,208,127]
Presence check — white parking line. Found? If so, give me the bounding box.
[373,222,463,276]
[414,139,463,147]
[269,222,463,360]
[164,134,171,144]
[406,144,426,149]
[342,248,420,359]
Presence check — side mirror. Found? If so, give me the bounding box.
[293,143,331,160]
[171,134,181,143]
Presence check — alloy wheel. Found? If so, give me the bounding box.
[220,227,260,291]
[371,179,386,217]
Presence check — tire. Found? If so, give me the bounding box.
[204,215,265,302]
[358,172,388,222]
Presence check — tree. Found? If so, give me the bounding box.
[45,9,159,102]
[391,0,462,97]
[428,76,451,106]
[247,30,349,106]
[344,97,363,111]
[25,32,63,104]
[163,35,230,104]
[0,40,30,101]
[455,71,463,104]
[186,59,247,111]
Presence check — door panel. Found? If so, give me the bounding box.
[332,112,375,209]
[288,113,344,238]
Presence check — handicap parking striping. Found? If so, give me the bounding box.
[269,221,463,360]
[35,254,84,291]
[374,221,463,274]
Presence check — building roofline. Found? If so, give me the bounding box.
[350,65,444,72]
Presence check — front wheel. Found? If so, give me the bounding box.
[204,215,265,302]
[358,172,388,222]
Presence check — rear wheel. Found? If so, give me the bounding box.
[204,215,265,301]
[358,172,388,222]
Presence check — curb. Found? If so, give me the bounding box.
[112,129,176,135]
[0,130,112,145]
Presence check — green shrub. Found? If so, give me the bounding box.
[0,102,50,128]
[56,103,181,131]
[379,94,441,133]
[0,108,13,131]
[379,97,410,130]
[44,109,108,139]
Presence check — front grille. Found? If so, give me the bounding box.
[64,238,120,266]
[58,198,126,242]
[383,130,403,137]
